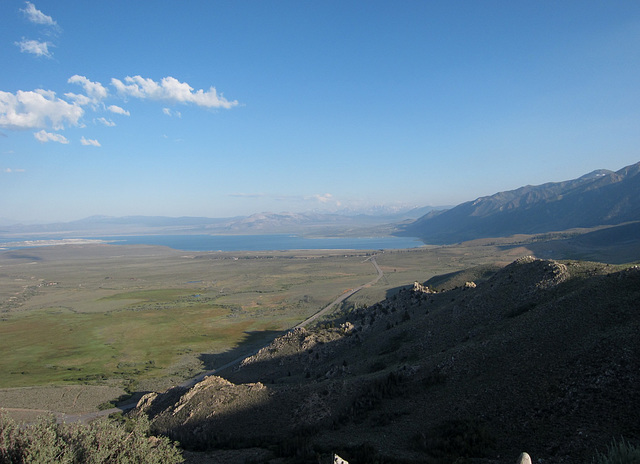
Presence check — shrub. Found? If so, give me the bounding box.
[368,360,387,373]
[0,411,183,463]
[412,418,495,461]
[594,437,640,464]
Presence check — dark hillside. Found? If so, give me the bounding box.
[524,221,640,264]
[397,161,640,244]
[134,257,640,464]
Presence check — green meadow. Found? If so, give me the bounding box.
[0,241,514,395]
[0,245,383,390]
[1,302,256,387]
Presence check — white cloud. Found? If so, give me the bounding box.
[67,75,108,103]
[313,193,334,203]
[0,89,83,130]
[162,107,181,118]
[15,38,53,58]
[107,105,130,116]
[307,193,342,208]
[63,93,92,106]
[111,75,238,109]
[34,129,69,144]
[21,2,57,26]
[227,192,343,209]
[97,117,116,127]
[80,136,101,147]
[3,168,26,173]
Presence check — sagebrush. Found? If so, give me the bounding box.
[0,412,183,463]
[595,438,640,464]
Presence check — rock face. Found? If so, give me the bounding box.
[137,257,640,463]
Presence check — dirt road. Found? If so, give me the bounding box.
[179,255,382,388]
[294,255,382,328]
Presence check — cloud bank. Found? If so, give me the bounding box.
[0,89,84,130]
[112,76,238,109]
[1,75,238,140]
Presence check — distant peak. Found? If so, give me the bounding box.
[577,169,613,181]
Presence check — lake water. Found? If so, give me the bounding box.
[0,234,423,252]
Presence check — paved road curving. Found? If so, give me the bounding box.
[7,255,383,423]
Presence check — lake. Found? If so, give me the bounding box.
[0,234,423,252]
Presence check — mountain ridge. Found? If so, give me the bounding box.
[0,207,445,238]
[397,162,640,244]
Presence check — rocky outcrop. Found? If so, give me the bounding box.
[412,281,435,293]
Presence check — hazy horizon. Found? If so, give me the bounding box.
[2,1,640,223]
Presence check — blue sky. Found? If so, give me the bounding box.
[1,1,639,223]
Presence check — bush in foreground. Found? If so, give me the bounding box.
[0,411,183,463]
[595,438,640,464]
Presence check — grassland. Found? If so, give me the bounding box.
[0,236,577,413]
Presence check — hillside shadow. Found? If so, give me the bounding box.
[498,222,640,264]
[1,251,44,261]
[384,284,413,300]
[382,267,502,301]
[198,330,285,372]
[144,324,406,459]
[138,264,640,463]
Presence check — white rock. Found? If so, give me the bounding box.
[517,452,532,464]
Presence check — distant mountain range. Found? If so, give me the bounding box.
[5,162,639,244]
[397,161,640,244]
[0,206,442,237]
